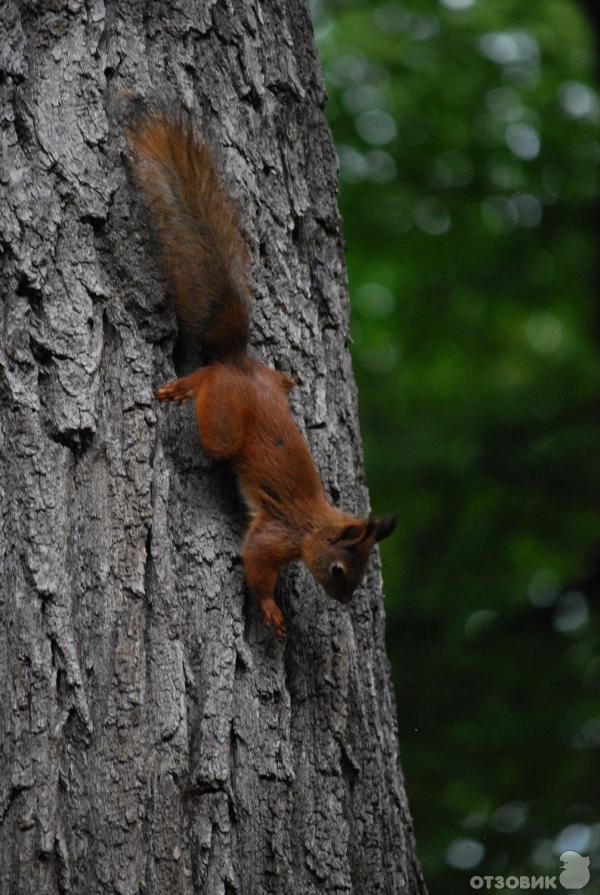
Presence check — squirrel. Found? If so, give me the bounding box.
[125,108,396,638]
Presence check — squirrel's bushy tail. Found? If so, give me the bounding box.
[125,110,251,361]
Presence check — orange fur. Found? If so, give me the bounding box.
[127,109,396,637]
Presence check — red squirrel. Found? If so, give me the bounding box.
[125,110,396,638]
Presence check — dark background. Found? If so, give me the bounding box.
[313,1,600,892]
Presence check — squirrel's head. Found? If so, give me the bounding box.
[303,513,397,604]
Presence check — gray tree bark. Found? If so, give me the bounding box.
[0,2,425,894]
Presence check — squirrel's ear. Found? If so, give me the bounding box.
[373,514,397,543]
[363,514,377,540]
[333,522,366,545]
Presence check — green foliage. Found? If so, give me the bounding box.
[315,0,600,891]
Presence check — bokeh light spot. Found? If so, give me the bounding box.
[479,31,539,67]
[505,123,541,160]
[464,609,498,639]
[528,568,560,608]
[481,196,518,233]
[512,193,543,228]
[366,150,397,183]
[554,824,592,855]
[414,197,451,235]
[446,838,485,870]
[559,81,600,120]
[524,313,563,353]
[553,591,589,634]
[439,0,476,10]
[343,83,387,115]
[356,283,396,318]
[572,718,600,750]
[355,109,398,145]
[490,802,528,834]
[327,51,369,88]
[338,145,368,182]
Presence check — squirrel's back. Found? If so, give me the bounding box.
[126,110,251,361]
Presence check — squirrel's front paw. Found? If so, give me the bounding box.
[156,379,193,403]
[261,599,286,639]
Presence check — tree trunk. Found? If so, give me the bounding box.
[579,0,600,346]
[581,0,600,61]
[0,3,425,894]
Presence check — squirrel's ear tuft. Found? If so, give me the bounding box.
[373,514,397,543]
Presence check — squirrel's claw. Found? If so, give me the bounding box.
[261,600,286,639]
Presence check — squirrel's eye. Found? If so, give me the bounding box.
[330,562,346,579]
